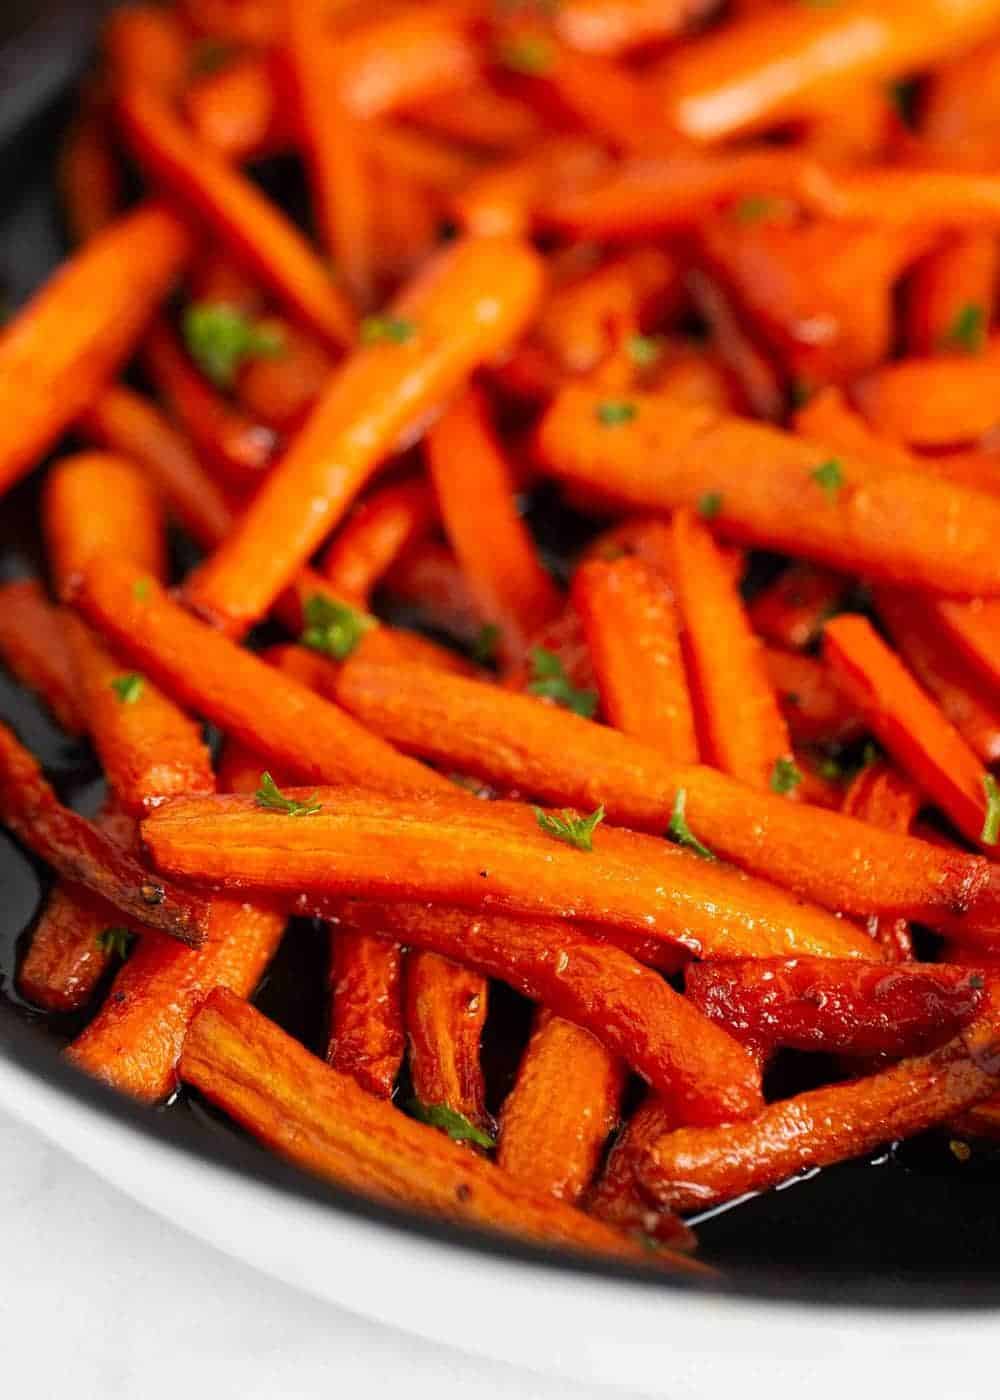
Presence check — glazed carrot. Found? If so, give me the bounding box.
[824,614,997,851]
[321,479,436,606]
[572,556,698,761]
[366,123,478,195]
[802,167,1000,230]
[0,204,189,499]
[854,351,1000,447]
[648,0,1000,143]
[920,33,1000,169]
[685,267,784,422]
[185,52,287,162]
[143,785,877,962]
[43,452,166,600]
[178,0,280,45]
[0,720,207,945]
[285,0,374,310]
[59,100,121,244]
[78,386,236,549]
[926,597,1000,709]
[408,85,540,153]
[328,899,762,1125]
[749,563,848,652]
[334,4,480,120]
[143,319,278,493]
[536,388,1000,597]
[671,507,793,791]
[405,951,490,1132]
[798,81,893,165]
[841,760,922,961]
[0,581,85,735]
[763,647,864,749]
[234,320,333,433]
[792,384,919,472]
[554,0,715,56]
[454,138,606,240]
[427,387,561,666]
[102,2,190,97]
[328,924,405,1098]
[184,236,544,635]
[117,85,356,349]
[587,1098,689,1244]
[178,988,679,1266]
[72,555,452,796]
[875,589,1000,765]
[637,991,1000,1212]
[382,540,482,644]
[334,659,1000,939]
[498,1010,626,1203]
[907,233,997,357]
[18,876,127,1014]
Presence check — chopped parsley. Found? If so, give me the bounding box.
[527,646,598,718]
[534,803,605,852]
[360,315,416,346]
[254,772,322,817]
[132,578,152,602]
[408,1100,496,1149]
[667,788,716,860]
[96,927,134,958]
[942,302,987,355]
[770,756,803,795]
[495,33,554,75]
[733,194,780,224]
[627,334,663,369]
[698,491,723,519]
[300,594,377,661]
[811,457,844,499]
[110,673,144,705]
[595,399,637,426]
[182,302,285,389]
[981,773,1000,845]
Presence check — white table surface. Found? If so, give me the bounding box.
[0,1106,643,1400]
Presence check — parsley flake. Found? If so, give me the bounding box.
[770,756,803,795]
[733,194,779,224]
[596,399,637,426]
[981,773,1000,845]
[698,491,723,519]
[360,315,416,346]
[255,772,322,817]
[527,646,598,717]
[408,1100,496,1149]
[472,623,502,666]
[182,302,285,389]
[300,594,377,660]
[132,578,152,602]
[111,673,144,705]
[667,788,716,860]
[627,334,663,369]
[496,33,554,74]
[96,927,134,958]
[534,803,605,852]
[942,302,987,355]
[811,457,844,499]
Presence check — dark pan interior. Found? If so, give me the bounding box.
[3,10,1000,1309]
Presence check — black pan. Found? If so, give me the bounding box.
[2,2,1000,1309]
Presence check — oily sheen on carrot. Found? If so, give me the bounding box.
[764,647,864,749]
[405,950,491,1132]
[841,761,921,962]
[0,203,189,498]
[0,580,85,735]
[333,659,1000,939]
[327,925,405,1098]
[322,479,436,606]
[535,388,1000,597]
[184,237,545,635]
[178,989,681,1267]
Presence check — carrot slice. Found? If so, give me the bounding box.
[906,232,997,357]
[749,563,848,651]
[333,658,1000,939]
[184,236,544,636]
[327,924,405,1099]
[178,988,685,1266]
[670,507,792,790]
[0,580,85,734]
[405,951,490,1133]
[824,614,997,851]
[536,388,1000,597]
[0,204,189,499]
[321,479,435,607]
[142,785,876,961]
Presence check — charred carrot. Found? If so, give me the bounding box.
[405,950,490,1133]
[749,563,848,651]
[321,479,436,607]
[0,580,85,735]
[536,388,1000,597]
[184,236,544,635]
[0,204,189,499]
[907,232,997,357]
[328,924,405,1099]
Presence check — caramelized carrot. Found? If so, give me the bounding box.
[749,563,848,651]
[234,319,333,433]
[103,2,191,97]
[854,350,1000,447]
[334,4,481,120]
[907,232,997,357]
[554,0,715,56]
[0,580,85,735]
[763,646,864,748]
[536,388,1000,597]
[686,266,784,422]
[328,924,405,1098]
[321,479,436,606]
[405,951,490,1132]
[184,237,544,635]
[824,614,997,851]
[841,760,922,961]
[671,507,793,790]
[0,204,189,499]
[185,52,287,162]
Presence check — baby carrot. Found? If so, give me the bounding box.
[234,320,333,433]
[763,647,864,749]
[587,1098,692,1245]
[749,563,848,652]
[906,232,997,357]
[333,4,481,121]
[59,101,121,245]
[185,52,286,162]
[854,350,1000,447]
[321,479,436,607]
[554,0,713,56]
[0,580,85,735]
[184,236,544,635]
[328,924,405,1099]
[405,951,491,1134]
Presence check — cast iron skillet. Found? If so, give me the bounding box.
[3,3,1000,1308]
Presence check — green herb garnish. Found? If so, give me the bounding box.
[942,302,987,355]
[360,315,416,346]
[534,803,605,852]
[111,674,144,705]
[132,578,152,602]
[627,334,663,369]
[733,195,779,224]
[96,927,134,958]
[182,302,285,389]
[811,457,844,499]
[595,399,637,426]
[698,491,723,519]
[770,756,803,795]
[408,1101,496,1149]
[981,773,1000,845]
[254,772,322,817]
[667,788,716,860]
[300,594,377,661]
[496,33,554,74]
[527,646,598,717]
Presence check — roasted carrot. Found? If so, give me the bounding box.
[234,319,333,433]
[178,988,683,1266]
[103,2,191,97]
[334,658,1000,939]
[637,990,1000,1212]
[321,479,436,607]
[59,99,122,245]
[327,923,405,1098]
[587,1097,690,1245]
[0,580,85,735]
[685,266,784,423]
[536,388,1000,597]
[408,85,540,153]
[405,951,490,1133]
[841,760,922,961]
[185,51,287,162]
[184,236,544,635]
[554,0,715,56]
[142,785,877,962]
[907,233,997,357]
[454,138,607,240]
[572,556,698,761]
[854,349,1000,447]
[0,720,207,945]
[762,647,863,749]
[334,4,480,120]
[671,507,793,790]
[0,204,189,499]
[824,614,997,851]
[749,563,848,652]
[366,122,479,194]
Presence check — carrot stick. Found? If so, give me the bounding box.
[0,580,86,735]
[184,236,544,635]
[427,387,562,666]
[334,4,481,120]
[321,479,436,606]
[327,923,405,1098]
[648,0,1000,143]
[535,387,1000,597]
[824,614,997,851]
[59,100,122,245]
[405,950,490,1132]
[234,319,333,433]
[906,232,997,357]
[333,658,1000,939]
[554,0,714,56]
[670,507,793,790]
[78,386,236,549]
[572,556,698,761]
[71,555,452,796]
[142,785,877,962]
[763,646,864,748]
[749,563,848,652]
[382,539,483,644]
[498,1009,626,1203]
[685,267,784,423]
[587,1097,691,1245]
[636,990,1000,1212]
[0,720,208,945]
[454,138,606,240]
[178,987,685,1265]
[793,384,922,472]
[853,349,1000,447]
[102,2,191,97]
[185,52,288,162]
[116,84,356,349]
[840,760,922,961]
[0,204,189,499]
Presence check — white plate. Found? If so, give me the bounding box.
[0,1051,993,1399]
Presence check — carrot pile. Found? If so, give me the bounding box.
[4,0,1000,1270]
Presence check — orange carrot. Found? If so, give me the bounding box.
[763,646,865,749]
[366,122,479,194]
[792,383,921,471]
[234,319,333,433]
[854,349,1000,447]
[0,580,85,735]
[334,4,481,120]
[405,950,490,1133]
[321,479,436,607]
[749,563,848,651]
[454,138,607,240]
[59,99,122,244]
[185,52,287,162]
[178,0,280,46]
[587,1098,690,1245]
[0,204,189,499]
[824,614,997,850]
[671,507,793,790]
[184,236,544,635]
[408,85,540,153]
[907,232,997,357]
[382,539,483,644]
[103,2,191,97]
[327,923,405,1098]
[572,556,698,761]
[554,0,715,56]
[536,388,1000,597]
[685,267,784,422]
[841,761,922,961]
